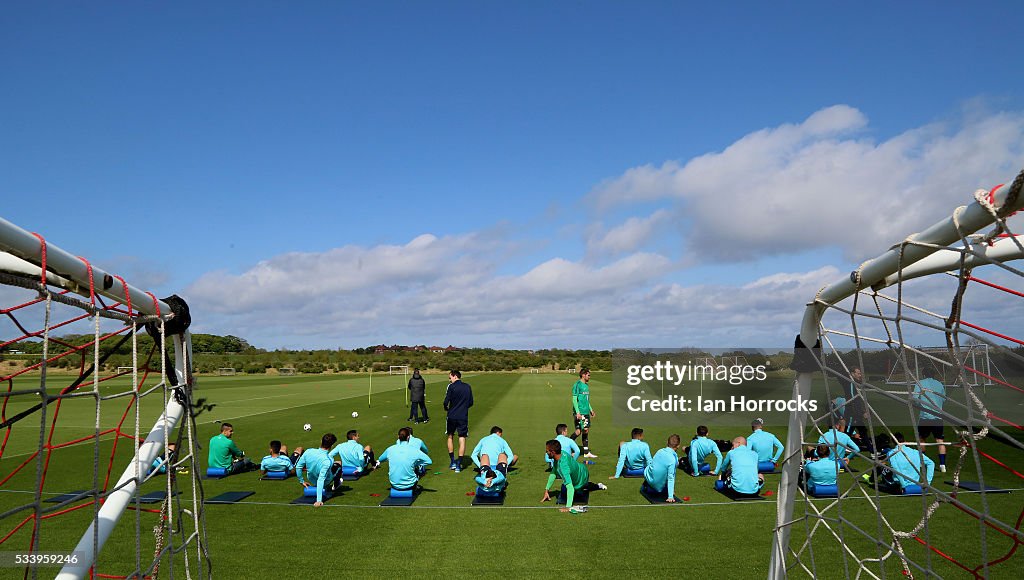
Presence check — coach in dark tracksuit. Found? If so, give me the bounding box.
[443,370,473,472]
[408,369,428,423]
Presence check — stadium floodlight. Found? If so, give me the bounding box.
[771,173,1024,579]
[0,217,209,579]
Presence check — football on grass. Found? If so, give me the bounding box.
[351,411,359,418]
[302,423,312,431]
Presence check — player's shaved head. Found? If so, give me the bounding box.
[732,436,746,448]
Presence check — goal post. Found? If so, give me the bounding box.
[0,217,209,579]
[217,367,237,376]
[389,365,409,404]
[771,173,1024,578]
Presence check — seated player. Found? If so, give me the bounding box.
[151,442,177,475]
[295,433,343,507]
[260,440,303,476]
[208,422,255,475]
[681,425,723,476]
[612,427,654,479]
[747,418,784,469]
[717,436,764,496]
[401,426,429,454]
[377,427,433,491]
[329,430,376,474]
[862,432,935,494]
[546,424,580,471]
[541,439,606,513]
[818,418,861,468]
[800,444,840,491]
[642,434,681,502]
[470,426,518,475]
[475,466,507,495]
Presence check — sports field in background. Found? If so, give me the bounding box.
[1,370,1021,578]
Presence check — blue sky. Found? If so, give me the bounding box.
[3,3,1024,349]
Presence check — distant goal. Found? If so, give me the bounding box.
[389,365,410,375]
[217,367,237,376]
[278,367,296,376]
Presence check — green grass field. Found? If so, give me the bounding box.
[1,371,1021,579]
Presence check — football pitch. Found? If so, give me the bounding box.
[1,371,1021,578]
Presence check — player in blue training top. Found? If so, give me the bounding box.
[682,425,723,476]
[862,432,935,493]
[260,440,302,476]
[151,442,177,475]
[611,427,654,479]
[400,426,429,454]
[470,426,518,474]
[913,367,948,473]
[475,466,507,494]
[747,418,785,468]
[642,434,681,501]
[801,444,840,490]
[546,424,580,471]
[295,433,343,507]
[329,430,376,474]
[717,436,764,496]
[377,427,433,491]
[818,418,861,468]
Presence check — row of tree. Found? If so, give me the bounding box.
[1,333,613,374]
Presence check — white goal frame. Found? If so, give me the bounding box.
[278,367,296,376]
[0,217,206,579]
[530,368,540,374]
[770,176,1024,578]
[389,365,409,375]
[217,367,237,376]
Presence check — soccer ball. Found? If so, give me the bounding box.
[302,423,312,431]
[351,411,359,418]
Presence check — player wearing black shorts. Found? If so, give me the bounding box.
[443,370,473,472]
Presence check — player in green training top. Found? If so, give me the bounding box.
[570,368,597,458]
[541,439,606,513]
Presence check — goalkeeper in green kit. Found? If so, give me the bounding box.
[570,368,597,458]
[541,439,606,513]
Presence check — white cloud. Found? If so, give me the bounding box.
[589,105,1024,262]
[586,209,672,255]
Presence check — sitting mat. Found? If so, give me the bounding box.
[138,490,180,504]
[945,480,1010,493]
[46,491,89,503]
[471,492,505,506]
[206,491,254,504]
[639,485,681,504]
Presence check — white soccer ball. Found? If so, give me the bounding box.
[351,411,359,418]
[302,423,312,431]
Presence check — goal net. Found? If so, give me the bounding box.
[389,365,409,375]
[771,173,1024,579]
[885,343,1002,389]
[278,367,296,376]
[0,217,209,579]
